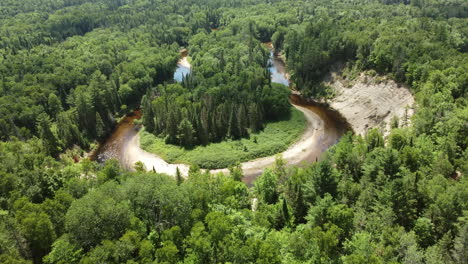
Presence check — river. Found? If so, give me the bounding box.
[173,49,191,82]
[91,47,348,185]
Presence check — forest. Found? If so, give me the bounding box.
[0,0,467,263]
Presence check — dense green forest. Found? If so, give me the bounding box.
[0,0,467,263]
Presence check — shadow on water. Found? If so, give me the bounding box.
[91,48,191,166]
[89,110,142,166]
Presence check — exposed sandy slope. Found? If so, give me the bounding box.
[178,56,191,69]
[325,71,414,136]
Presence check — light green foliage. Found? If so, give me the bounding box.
[14,198,57,262]
[365,128,384,151]
[342,232,383,264]
[65,183,133,249]
[255,168,280,204]
[452,214,468,264]
[43,235,83,264]
[303,159,338,201]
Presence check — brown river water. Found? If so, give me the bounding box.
[90,48,349,185]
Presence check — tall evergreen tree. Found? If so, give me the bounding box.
[176,167,183,186]
[47,93,63,119]
[37,114,60,157]
[228,105,240,139]
[177,118,195,148]
[165,110,178,144]
[95,112,106,140]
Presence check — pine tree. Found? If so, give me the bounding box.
[89,71,107,115]
[177,118,195,148]
[249,103,262,133]
[228,105,240,139]
[75,92,95,136]
[294,184,307,224]
[36,113,60,157]
[95,112,106,139]
[47,93,63,119]
[452,221,468,264]
[237,104,248,138]
[141,95,155,133]
[165,110,178,144]
[176,167,183,186]
[215,103,228,140]
[198,106,210,145]
[219,49,226,70]
[282,197,290,225]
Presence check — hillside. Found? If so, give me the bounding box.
[326,71,414,135]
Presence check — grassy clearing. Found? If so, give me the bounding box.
[140,107,307,169]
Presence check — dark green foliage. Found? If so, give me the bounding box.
[177,118,195,148]
[0,0,466,264]
[141,32,290,148]
[36,114,60,157]
[304,159,338,202]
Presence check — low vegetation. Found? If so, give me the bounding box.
[140,107,306,169]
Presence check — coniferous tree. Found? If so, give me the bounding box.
[228,105,240,139]
[37,114,60,157]
[141,95,155,133]
[47,93,63,119]
[249,103,263,133]
[177,118,195,148]
[95,112,106,140]
[237,104,248,138]
[282,197,290,226]
[176,167,183,186]
[294,184,307,224]
[165,110,178,144]
[452,221,468,264]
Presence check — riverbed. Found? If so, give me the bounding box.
[91,48,347,185]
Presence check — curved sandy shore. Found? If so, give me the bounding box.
[120,98,343,185]
[210,103,323,183]
[124,130,191,177]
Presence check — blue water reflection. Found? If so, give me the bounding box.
[268,51,289,86]
[174,63,191,82]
